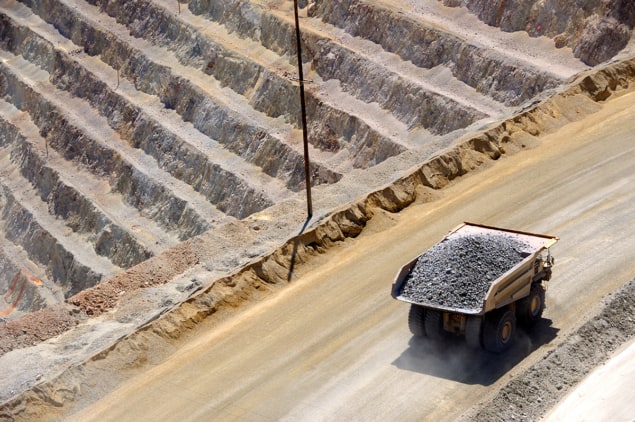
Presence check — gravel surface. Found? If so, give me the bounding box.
[463,277,635,421]
[400,233,531,310]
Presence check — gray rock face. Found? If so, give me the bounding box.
[0,0,597,316]
[309,0,564,105]
[400,233,530,310]
[440,0,635,65]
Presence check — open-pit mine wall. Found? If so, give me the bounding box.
[0,0,622,319]
[438,0,635,65]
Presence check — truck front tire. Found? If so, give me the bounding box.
[408,304,426,337]
[518,283,546,327]
[483,307,516,353]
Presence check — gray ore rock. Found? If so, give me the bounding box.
[400,233,531,310]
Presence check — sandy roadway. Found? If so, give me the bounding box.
[68,89,635,421]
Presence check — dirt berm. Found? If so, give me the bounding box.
[1,55,635,420]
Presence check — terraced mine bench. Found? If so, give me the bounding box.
[0,0,589,317]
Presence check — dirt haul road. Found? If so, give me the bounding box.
[67,89,635,420]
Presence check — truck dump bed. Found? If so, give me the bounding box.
[391,223,558,315]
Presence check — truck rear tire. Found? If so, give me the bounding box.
[465,316,483,349]
[517,283,546,327]
[483,308,516,353]
[408,304,426,337]
[424,309,445,340]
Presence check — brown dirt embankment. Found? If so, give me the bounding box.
[0,56,634,420]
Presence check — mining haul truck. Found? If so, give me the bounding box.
[391,222,558,353]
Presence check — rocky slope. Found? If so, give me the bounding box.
[0,0,633,414]
[0,0,633,316]
[0,0,598,320]
[1,57,634,418]
[438,0,635,65]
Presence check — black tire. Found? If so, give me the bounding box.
[483,308,516,353]
[424,309,445,340]
[465,316,483,349]
[517,283,546,327]
[408,304,426,337]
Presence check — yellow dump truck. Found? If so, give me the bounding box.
[391,222,558,352]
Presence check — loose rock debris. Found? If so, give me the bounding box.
[464,277,635,421]
[400,234,531,310]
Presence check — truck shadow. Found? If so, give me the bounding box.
[391,319,559,386]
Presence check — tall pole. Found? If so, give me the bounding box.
[293,0,313,218]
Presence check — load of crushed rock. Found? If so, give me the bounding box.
[400,233,531,310]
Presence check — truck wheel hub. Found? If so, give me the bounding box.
[501,322,512,342]
[530,296,541,315]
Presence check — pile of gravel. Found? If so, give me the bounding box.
[400,233,531,310]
